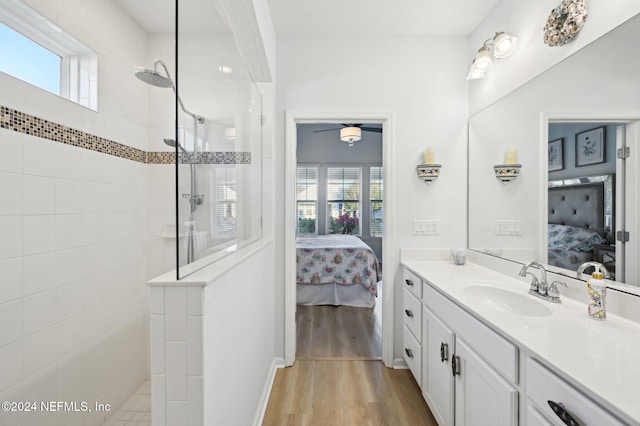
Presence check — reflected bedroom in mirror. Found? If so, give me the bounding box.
[468,12,640,290]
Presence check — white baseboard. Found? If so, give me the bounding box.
[393,357,408,369]
[252,357,286,426]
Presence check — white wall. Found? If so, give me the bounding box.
[469,0,640,114]
[275,35,469,359]
[202,244,276,425]
[0,1,151,425]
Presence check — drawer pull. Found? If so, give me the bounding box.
[404,309,414,318]
[405,279,414,287]
[547,400,580,426]
[440,342,449,362]
[451,355,460,376]
[404,348,414,358]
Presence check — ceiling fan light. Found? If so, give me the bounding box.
[340,127,362,146]
[493,32,518,58]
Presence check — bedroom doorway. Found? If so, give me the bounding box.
[295,123,383,361]
[546,117,640,286]
[284,111,395,367]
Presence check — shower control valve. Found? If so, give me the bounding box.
[182,194,205,205]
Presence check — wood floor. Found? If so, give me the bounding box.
[295,304,382,360]
[262,360,437,426]
[264,287,437,425]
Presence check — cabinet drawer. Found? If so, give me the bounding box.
[403,288,422,341]
[423,281,518,384]
[526,358,625,426]
[403,324,422,386]
[525,404,553,426]
[403,268,422,299]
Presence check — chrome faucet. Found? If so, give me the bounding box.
[519,261,566,303]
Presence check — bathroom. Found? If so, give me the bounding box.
[1,0,640,425]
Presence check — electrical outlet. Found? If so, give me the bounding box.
[413,220,438,235]
[495,220,521,235]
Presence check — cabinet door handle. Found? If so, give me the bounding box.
[405,279,414,287]
[451,355,460,376]
[404,348,413,358]
[404,309,414,318]
[547,400,580,426]
[440,342,449,362]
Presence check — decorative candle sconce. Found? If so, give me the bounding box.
[417,147,442,183]
[494,147,521,183]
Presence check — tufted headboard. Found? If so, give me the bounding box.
[548,182,605,237]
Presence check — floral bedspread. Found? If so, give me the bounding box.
[296,235,381,295]
[547,224,606,270]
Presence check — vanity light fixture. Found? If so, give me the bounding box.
[340,126,362,146]
[417,147,442,183]
[494,147,521,183]
[466,32,519,80]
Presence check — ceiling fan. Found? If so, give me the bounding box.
[313,124,382,147]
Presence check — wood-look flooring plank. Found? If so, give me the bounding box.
[263,361,437,426]
[296,304,382,360]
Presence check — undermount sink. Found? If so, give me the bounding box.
[463,285,553,317]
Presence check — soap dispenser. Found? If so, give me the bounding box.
[587,266,606,320]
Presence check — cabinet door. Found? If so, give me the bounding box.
[422,306,455,426]
[454,338,518,426]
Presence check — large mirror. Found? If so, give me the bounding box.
[468,13,640,288]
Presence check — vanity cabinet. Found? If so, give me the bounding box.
[454,337,518,426]
[401,264,636,426]
[422,305,455,426]
[402,269,423,385]
[525,358,626,426]
[408,269,518,426]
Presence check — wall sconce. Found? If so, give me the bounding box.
[466,32,518,80]
[417,147,441,183]
[494,148,521,183]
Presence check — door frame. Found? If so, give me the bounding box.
[284,110,395,366]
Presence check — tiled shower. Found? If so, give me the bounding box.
[0,0,174,424]
[0,0,268,424]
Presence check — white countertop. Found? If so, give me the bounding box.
[401,260,640,426]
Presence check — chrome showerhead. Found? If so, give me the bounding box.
[135,69,173,88]
[163,138,188,155]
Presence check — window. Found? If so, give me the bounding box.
[327,167,361,235]
[0,0,98,110]
[296,167,318,234]
[370,166,383,237]
[213,167,237,238]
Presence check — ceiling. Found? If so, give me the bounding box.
[115,0,498,37]
[114,0,228,34]
[266,0,500,36]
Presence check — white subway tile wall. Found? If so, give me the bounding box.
[0,2,155,425]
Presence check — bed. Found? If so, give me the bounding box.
[296,234,381,307]
[547,176,613,270]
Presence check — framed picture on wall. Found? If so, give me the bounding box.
[548,138,564,171]
[575,126,605,167]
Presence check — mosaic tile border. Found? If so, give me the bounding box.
[0,106,252,165]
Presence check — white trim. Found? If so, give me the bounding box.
[393,358,409,369]
[252,357,286,426]
[284,110,395,367]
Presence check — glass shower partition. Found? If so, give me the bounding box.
[175,0,263,278]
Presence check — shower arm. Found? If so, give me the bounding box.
[154,59,205,125]
[154,60,204,157]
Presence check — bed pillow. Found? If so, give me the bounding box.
[547,224,607,251]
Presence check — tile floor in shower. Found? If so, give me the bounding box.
[102,381,151,426]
